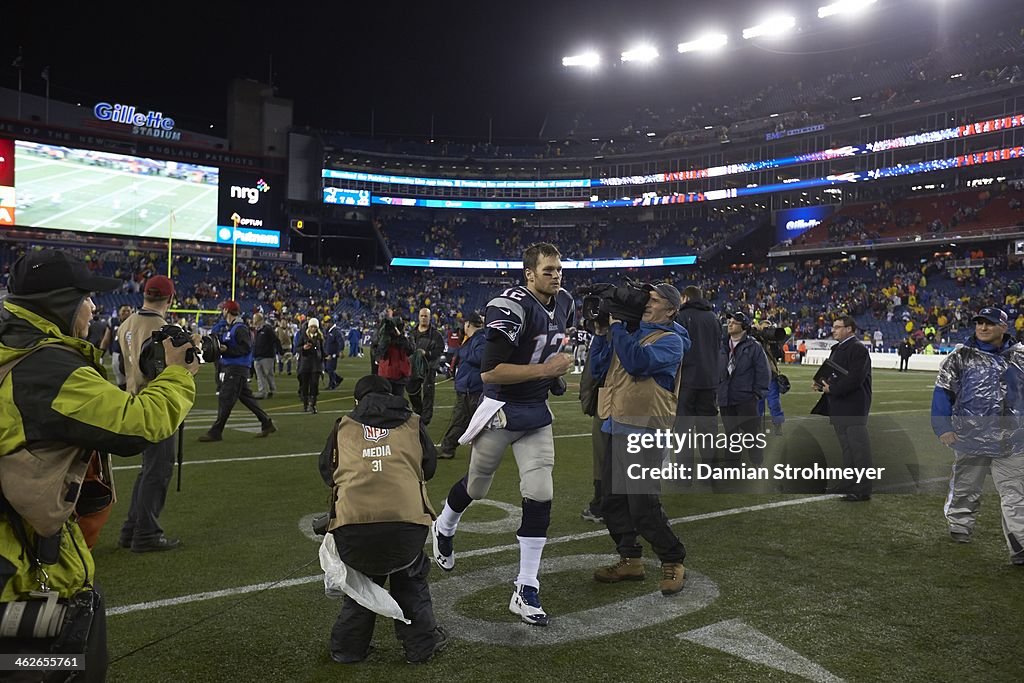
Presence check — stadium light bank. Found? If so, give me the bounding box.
[562,52,601,68]
[818,0,877,19]
[621,45,659,63]
[742,15,797,40]
[677,33,729,53]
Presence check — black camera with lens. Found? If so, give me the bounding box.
[198,334,220,365]
[138,325,198,380]
[575,280,651,332]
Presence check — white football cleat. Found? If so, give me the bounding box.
[509,584,549,626]
[431,521,455,572]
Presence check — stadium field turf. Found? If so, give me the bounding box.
[98,358,1023,682]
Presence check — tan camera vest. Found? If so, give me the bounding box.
[118,309,168,396]
[597,329,682,430]
[328,415,436,531]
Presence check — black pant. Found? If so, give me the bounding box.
[833,420,874,497]
[899,357,909,371]
[719,400,763,467]
[600,431,686,563]
[675,387,719,467]
[409,370,437,425]
[120,432,175,546]
[439,390,480,454]
[588,414,604,512]
[299,371,320,406]
[208,366,271,436]
[329,527,437,662]
[325,357,342,388]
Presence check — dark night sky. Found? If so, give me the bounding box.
[4,1,1018,142]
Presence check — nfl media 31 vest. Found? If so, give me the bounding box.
[328,415,436,531]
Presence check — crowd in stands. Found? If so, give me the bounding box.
[6,230,1023,363]
[788,183,1024,249]
[378,209,765,261]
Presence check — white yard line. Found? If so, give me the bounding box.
[110,433,593,471]
[107,494,835,616]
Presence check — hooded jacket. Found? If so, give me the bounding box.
[318,391,437,486]
[931,334,1024,457]
[0,294,195,459]
[675,297,721,390]
[1,292,195,601]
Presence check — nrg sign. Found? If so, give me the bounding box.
[230,178,270,205]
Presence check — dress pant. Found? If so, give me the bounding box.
[719,400,763,467]
[254,357,276,396]
[409,370,437,425]
[439,390,481,454]
[832,419,874,497]
[674,387,719,467]
[209,365,271,436]
[324,356,342,388]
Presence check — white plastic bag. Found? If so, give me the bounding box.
[318,533,411,624]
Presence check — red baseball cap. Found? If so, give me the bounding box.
[221,300,241,315]
[143,275,175,300]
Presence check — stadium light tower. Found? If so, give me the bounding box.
[742,14,797,40]
[677,33,729,53]
[562,52,601,68]
[818,0,877,19]
[621,44,659,63]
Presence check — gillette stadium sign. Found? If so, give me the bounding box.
[93,102,181,141]
[774,205,835,242]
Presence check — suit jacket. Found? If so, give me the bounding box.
[812,337,872,424]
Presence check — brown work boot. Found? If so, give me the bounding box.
[594,557,645,583]
[659,562,686,596]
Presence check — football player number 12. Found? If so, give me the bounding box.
[530,333,565,364]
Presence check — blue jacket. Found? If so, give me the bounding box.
[931,335,1024,457]
[717,333,770,406]
[219,320,253,368]
[324,324,344,356]
[454,329,486,394]
[590,320,690,435]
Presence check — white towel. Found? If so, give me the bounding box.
[318,533,411,624]
[458,396,506,445]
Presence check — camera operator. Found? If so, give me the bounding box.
[409,307,446,426]
[116,275,185,552]
[0,250,199,679]
[590,284,690,597]
[752,320,788,436]
[198,301,276,442]
[375,311,414,397]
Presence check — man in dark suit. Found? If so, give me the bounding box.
[812,315,874,501]
[674,286,721,467]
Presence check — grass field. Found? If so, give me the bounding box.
[13,147,216,241]
[97,358,1023,682]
